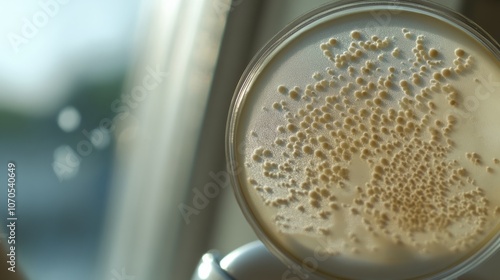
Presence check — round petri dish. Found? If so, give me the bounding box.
[226,1,500,279]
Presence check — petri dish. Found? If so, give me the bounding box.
[226,1,500,279]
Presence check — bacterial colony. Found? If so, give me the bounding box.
[243,27,500,257]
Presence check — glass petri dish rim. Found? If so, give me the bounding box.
[226,1,500,279]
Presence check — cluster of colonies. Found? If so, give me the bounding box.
[246,27,500,254]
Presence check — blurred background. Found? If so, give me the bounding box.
[0,0,498,279]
